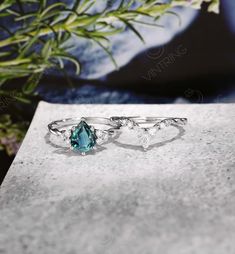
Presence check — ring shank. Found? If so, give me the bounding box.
[128,116,187,122]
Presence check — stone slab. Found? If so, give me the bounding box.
[0,102,235,254]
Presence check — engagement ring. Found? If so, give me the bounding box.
[48,117,120,155]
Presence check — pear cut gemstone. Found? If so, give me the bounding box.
[70,121,96,153]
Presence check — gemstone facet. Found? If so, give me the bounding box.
[70,121,96,153]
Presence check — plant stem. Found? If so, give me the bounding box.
[0,58,31,66]
[0,10,133,49]
[0,24,66,48]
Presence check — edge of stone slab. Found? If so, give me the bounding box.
[37,101,235,107]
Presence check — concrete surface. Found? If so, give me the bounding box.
[0,102,235,254]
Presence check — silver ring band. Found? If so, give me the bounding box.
[110,116,188,150]
[110,116,187,128]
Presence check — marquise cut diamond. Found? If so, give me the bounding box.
[139,133,150,150]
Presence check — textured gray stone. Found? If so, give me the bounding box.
[0,102,235,254]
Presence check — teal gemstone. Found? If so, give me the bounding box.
[70,121,96,153]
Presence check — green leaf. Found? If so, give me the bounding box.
[69,14,101,28]
[15,13,37,21]
[22,73,42,95]
[40,2,66,18]
[18,32,39,58]
[93,38,118,70]
[53,53,81,75]
[0,52,12,58]
[42,40,52,60]
[88,27,124,37]
[119,18,145,43]
[76,0,95,14]
[165,11,181,27]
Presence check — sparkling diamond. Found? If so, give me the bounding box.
[134,127,151,149]
[159,122,165,129]
[134,127,145,138]
[127,120,135,129]
[164,119,171,127]
[148,127,157,136]
[120,119,128,126]
[95,130,103,138]
[96,130,109,145]
[139,133,150,150]
[62,129,71,143]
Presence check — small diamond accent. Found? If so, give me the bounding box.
[96,130,109,145]
[158,122,165,129]
[164,119,171,127]
[134,127,145,138]
[139,133,150,150]
[127,120,135,129]
[148,127,157,136]
[120,119,128,126]
[62,130,71,144]
[133,127,150,149]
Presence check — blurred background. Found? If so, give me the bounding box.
[38,1,235,105]
[0,1,235,183]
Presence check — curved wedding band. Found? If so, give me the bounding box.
[111,116,187,127]
[110,116,188,150]
[48,117,120,155]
